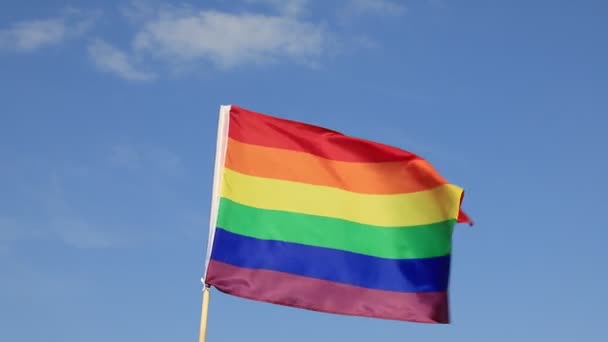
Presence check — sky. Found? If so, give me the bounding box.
[1,0,607,341]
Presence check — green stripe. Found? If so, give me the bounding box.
[217,198,454,260]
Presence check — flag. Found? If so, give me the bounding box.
[203,105,472,324]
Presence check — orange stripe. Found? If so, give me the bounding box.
[225,138,448,194]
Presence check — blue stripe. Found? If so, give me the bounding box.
[210,228,450,292]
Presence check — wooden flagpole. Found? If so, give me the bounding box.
[198,286,211,342]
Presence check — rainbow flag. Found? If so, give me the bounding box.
[203,105,472,324]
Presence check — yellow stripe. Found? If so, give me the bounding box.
[221,168,464,227]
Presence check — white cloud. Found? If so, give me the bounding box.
[88,39,156,81]
[132,7,326,69]
[0,2,405,81]
[346,0,407,16]
[0,19,66,51]
[0,9,99,51]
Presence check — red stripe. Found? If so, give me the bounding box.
[206,260,449,324]
[228,105,421,163]
[457,192,473,225]
[227,105,472,221]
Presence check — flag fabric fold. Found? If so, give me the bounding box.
[204,105,471,324]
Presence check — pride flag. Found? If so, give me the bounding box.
[203,105,471,324]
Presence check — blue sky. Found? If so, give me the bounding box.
[1,0,607,341]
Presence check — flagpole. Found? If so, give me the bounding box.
[198,286,211,342]
[198,105,231,342]
[202,105,231,280]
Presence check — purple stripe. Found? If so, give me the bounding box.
[206,260,449,324]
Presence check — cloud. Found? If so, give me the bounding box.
[0,2,391,80]
[132,6,326,69]
[1,2,398,80]
[88,39,156,81]
[0,19,66,51]
[86,2,327,80]
[0,8,99,52]
[345,0,407,16]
